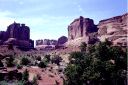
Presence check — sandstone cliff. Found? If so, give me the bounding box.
[66,16,98,47]
[66,13,127,47]
[98,13,128,46]
[68,16,98,40]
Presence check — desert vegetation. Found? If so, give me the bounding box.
[64,40,127,85]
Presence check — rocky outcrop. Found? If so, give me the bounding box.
[68,16,98,40]
[67,13,127,47]
[36,39,57,50]
[57,36,68,45]
[98,13,128,46]
[0,22,34,48]
[36,36,68,50]
[67,16,98,47]
[6,23,30,40]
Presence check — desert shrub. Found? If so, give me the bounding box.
[51,55,62,65]
[64,41,127,85]
[38,61,47,68]
[15,80,26,85]
[5,55,15,67]
[22,69,29,81]
[21,57,30,65]
[36,56,41,61]
[44,55,51,62]
[17,64,23,69]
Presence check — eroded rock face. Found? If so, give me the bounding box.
[36,36,68,50]
[6,23,30,40]
[67,16,98,47]
[68,16,98,40]
[36,39,57,50]
[98,13,128,46]
[0,22,34,48]
[67,13,127,47]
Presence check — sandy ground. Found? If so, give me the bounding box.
[22,66,63,85]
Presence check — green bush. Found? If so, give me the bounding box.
[36,56,41,61]
[38,61,47,68]
[51,55,62,65]
[17,64,23,69]
[64,40,127,85]
[5,56,15,67]
[22,69,29,81]
[21,57,30,65]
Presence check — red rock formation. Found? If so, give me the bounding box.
[57,36,68,45]
[67,16,98,47]
[0,22,34,48]
[98,13,128,46]
[36,39,57,50]
[36,39,57,46]
[68,16,97,40]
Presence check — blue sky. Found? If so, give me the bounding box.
[0,0,127,40]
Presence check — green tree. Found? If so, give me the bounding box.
[64,40,127,85]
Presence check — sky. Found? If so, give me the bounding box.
[0,0,127,40]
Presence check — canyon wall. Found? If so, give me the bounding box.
[67,13,127,47]
[68,16,98,40]
[98,13,128,46]
[66,16,98,47]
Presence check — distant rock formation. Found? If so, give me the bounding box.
[36,36,68,50]
[36,39,57,46]
[0,22,34,49]
[36,39,57,50]
[98,13,128,46]
[57,36,68,45]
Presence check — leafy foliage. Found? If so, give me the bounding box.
[51,55,62,65]
[5,55,15,67]
[21,57,30,65]
[38,60,47,68]
[64,41,127,85]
